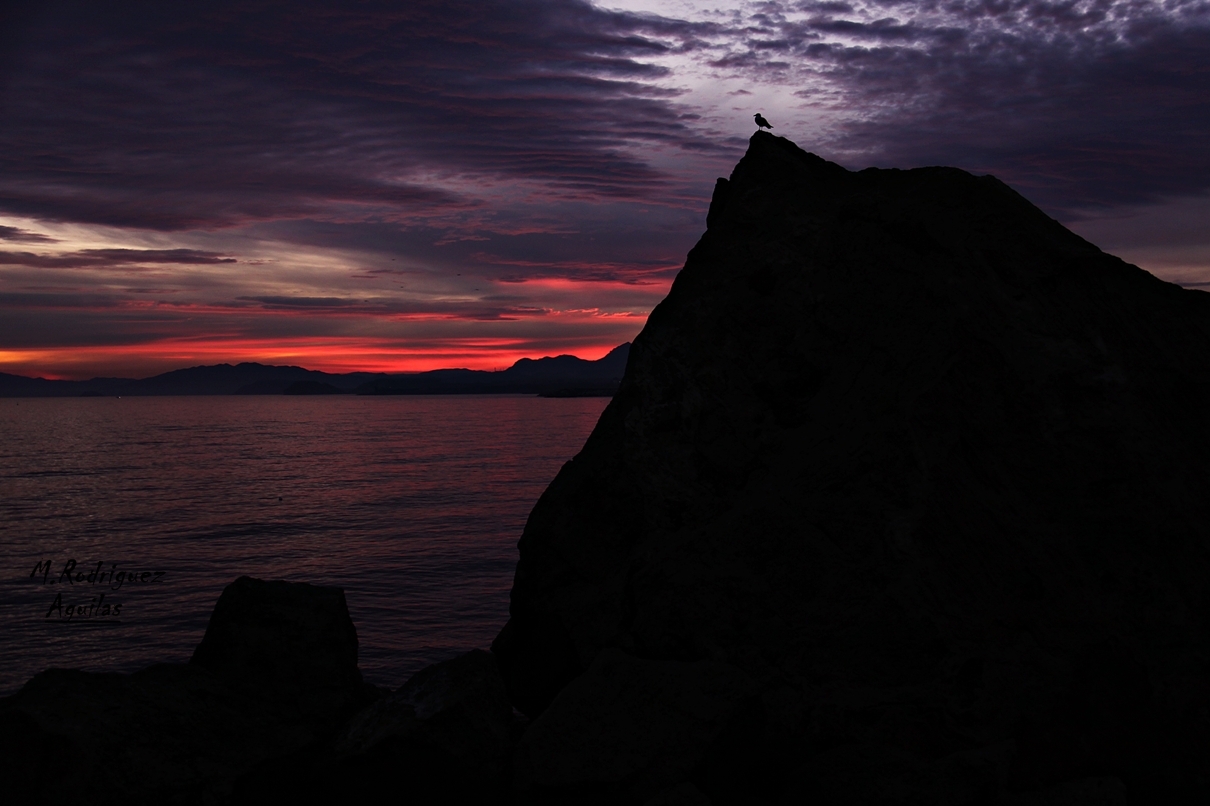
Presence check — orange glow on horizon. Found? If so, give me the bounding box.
[494,275,675,293]
[0,333,639,381]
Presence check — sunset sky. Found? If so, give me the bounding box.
[2,0,1207,379]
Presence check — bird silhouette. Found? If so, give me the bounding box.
[754,113,773,130]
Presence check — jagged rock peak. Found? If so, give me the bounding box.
[493,132,1210,803]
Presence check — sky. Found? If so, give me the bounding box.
[2,0,1207,379]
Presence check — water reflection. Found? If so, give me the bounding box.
[0,394,608,694]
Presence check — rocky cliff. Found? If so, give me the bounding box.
[492,132,1210,803]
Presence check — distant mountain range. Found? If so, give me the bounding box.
[0,343,630,398]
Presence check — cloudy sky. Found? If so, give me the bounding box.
[2,0,1207,379]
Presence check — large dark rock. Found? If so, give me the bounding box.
[230,649,517,804]
[0,665,248,806]
[493,132,1210,803]
[512,648,756,804]
[332,647,514,790]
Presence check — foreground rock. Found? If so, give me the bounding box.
[0,577,376,805]
[494,132,1210,803]
[513,649,756,804]
[231,649,516,804]
[191,576,366,724]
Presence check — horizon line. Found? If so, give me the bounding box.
[1,342,632,384]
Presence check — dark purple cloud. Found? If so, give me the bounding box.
[5,1,1205,228]
[0,0,718,232]
[234,294,552,320]
[715,0,1210,215]
[0,225,56,243]
[0,248,237,269]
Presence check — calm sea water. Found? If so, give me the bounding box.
[0,395,608,696]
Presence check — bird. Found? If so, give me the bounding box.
[754,113,773,130]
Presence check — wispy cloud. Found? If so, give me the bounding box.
[0,248,237,269]
[0,224,56,243]
[0,0,719,232]
[691,0,1210,214]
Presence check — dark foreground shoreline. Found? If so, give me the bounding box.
[0,576,522,805]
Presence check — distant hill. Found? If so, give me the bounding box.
[0,363,383,397]
[356,343,630,396]
[0,344,630,397]
[0,373,134,398]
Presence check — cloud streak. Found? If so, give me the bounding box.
[0,248,237,269]
[1,0,720,232]
[696,0,1210,213]
[0,225,56,243]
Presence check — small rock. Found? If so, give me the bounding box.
[190,575,364,721]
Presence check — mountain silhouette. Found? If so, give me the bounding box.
[0,344,630,397]
[0,363,379,397]
[356,343,629,396]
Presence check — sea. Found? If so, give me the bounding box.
[0,394,609,696]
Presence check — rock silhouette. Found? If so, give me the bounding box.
[0,577,377,805]
[492,132,1210,803]
[229,649,516,804]
[190,576,367,720]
